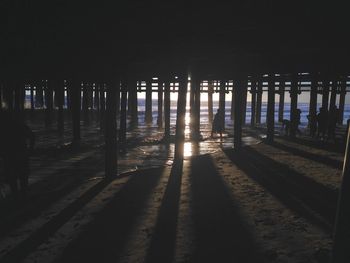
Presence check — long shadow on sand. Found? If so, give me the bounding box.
[224,147,337,232]
[144,160,183,263]
[277,135,345,154]
[269,141,343,169]
[189,154,264,263]
[57,167,165,263]
[244,127,345,154]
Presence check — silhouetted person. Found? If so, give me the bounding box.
[211,108,224,140]
[327,105,339,142]
[317,107,328,140]
[307,113,317,138]
[291,108,302,136]
[0,112,35,200]
[281,119,290,136]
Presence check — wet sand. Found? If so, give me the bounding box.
[0,120,345,263]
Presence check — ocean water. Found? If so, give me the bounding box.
[24,94,350,127]
[137,99,350,127]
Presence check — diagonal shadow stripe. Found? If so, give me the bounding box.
[270,141,342,169]
[189,154,263,263]
[144,161,183,263]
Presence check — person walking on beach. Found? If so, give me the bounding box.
[307,113,317,138]
[327,105,339,142]
[317,107,328,140]
[211,108,224,140]
[291,108,302,136]
[0,112,35,200]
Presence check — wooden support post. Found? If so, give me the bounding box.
[88,83,94,121]
[82,82,90,126]
[219,80,226,130]
[65,81,71,112]
[45,80,53,128]
[14,81,25,121]
[191,76,201,140]
[322,80,330,110]
[234,79,246,149]
[99,84,106,131]
[309,75,318,137]
[330,80,337,110]
[93,83,99,111]
[189,79,195,131]
[30,84,34,111]
[174,73,187,161]
[256,79,262,124]
[289,74,298,138]
[157,80,163,128]
[71,80,81,145]
[35,80,44,108]
[250,78,257,127]
[4,82,14,112]
[278,80,285,123]
[56,80,64,135]
[105,81,118,177]
[164,80,171,140]
[266,74,275,142]
[242,85,247,125]
[231,83,235,120]
[338,80,346,125]
[331,127,350,262]
[119,80,127,153]
[208,80,214,123]
[129,79,138,128]
[93,83,100,121]
[145,79,153,124]
[116,83,120,117]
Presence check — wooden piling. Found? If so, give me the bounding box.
[157,80,163,128]
[231,83,235,120]
[145,79,153,124]
[105,81,118,177]
[242,84,247,125]
[322,79,330,110]
[331,126,350,263]
[164,80,171,140]
[35,80,44,108]
[44,80,53,128]
[174,73,187,161]
[250,77,257,127]
[208,80,213,123]
[266,74,275,142]
[192,76,201,140]
[99,83,106,131]
[338,79,346,125]
[234,79,246,149]
[129,79,138,128]
[278,80,285,123]
[289,74,298,138]
[219,80,226,129]
[119,79,127,152]
[255,79,262,124]
[189,79,195,131]
[30,84,34,111]
[309,75,318,136]
[56,80,65,134]
[4,82,14,112]
[14,81,25,121]
[82,82,90,126]
[71,80,81,144]
[329,79,337,110]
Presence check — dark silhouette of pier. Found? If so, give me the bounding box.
[1,1,350,262]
